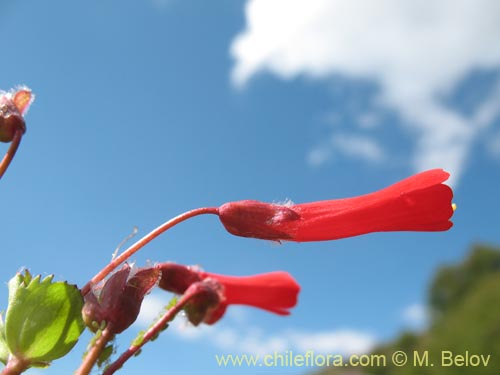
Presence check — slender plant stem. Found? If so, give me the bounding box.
[0,356,30,375]
[0,129,22,179]
[74,326,114,375]
[102,290,199,375]
[81,207,219,296]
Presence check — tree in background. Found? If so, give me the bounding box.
[318,243,500,375]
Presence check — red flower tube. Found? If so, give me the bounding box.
[156,263,300,325]
[217,169,454,242]
[198,271,300,324]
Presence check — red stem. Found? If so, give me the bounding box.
[102,289,200,375]
[74,326,114,375]
[0,129,22,179]
[0,356,30,375]
[81,207,219,296]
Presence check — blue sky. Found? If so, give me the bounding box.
[1,0,500,374]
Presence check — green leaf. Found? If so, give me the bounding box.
[131,330,146,347]
[5,271,85,366]
[0,314,9,365]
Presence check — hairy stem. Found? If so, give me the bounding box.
[0,129,22,179]
[81,207,219,295]
[74,326,114,375]
[102,290,200,375]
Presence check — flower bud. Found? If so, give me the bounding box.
[82,265,160,334]
[183,280,222,326]
[156,262,202,294]
[0,88,32,143]
[218,200,300,241]
[0,101,25,143]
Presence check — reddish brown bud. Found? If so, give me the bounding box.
[0,88,32,143]
[82,265,160,334]
[183,280,222,326]
[0,104,25,143]
[218,200,300,241]
[156,262,202,294]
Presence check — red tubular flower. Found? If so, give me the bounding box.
[217,169,454,242]
[156,263,300,325]
[199,271,300,324]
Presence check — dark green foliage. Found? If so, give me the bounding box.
[316,243,500,375]
[429,244,500,318]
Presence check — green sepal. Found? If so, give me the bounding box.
[4,270,85,366]
[97,344,114,368]
[0,314,9,364]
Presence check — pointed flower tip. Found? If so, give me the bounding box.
[12,88,34,115]
[433,168,450,182]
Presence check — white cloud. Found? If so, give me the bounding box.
[402,303,429,330]
[199,324,375,356]
[332,134,385,163]
[231,0,500,184]
[487,131,500,158]
[136,292,166,326]
[218,327,289,355]
[357,113,380,129]
[223,305,250,324]
[136,293,215,340]
[308,133,385,166]
[289,329,376,355]
[472,80,500,129]
[307,146,333,167]
[137,295,375,355]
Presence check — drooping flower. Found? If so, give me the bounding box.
[217,169,454,242]
[0,87,34,143]
[82,264,160,334]
[198,270,300,324]
[156,263,300,325]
